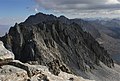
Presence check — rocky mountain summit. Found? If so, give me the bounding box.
[0,12,120,81]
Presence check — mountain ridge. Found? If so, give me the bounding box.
[1,12,120,81]
[77,18,120,64]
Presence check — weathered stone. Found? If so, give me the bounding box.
[0,60,95,81]
[0,41,14,64]
[0,65,29,81]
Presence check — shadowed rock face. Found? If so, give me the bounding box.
[0,13,115,80]
[72,19,120,64]
[71,19,101,39]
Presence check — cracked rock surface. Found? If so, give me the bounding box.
[0,60,95,81]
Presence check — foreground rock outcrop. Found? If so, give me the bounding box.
[0,60,95,81]
[0,12,120,81]
[0,41,94,81]
[0,41,14,64]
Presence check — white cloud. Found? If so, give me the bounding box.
[106,0,120,4]
[33,0,120,18]
[35,8,38,13]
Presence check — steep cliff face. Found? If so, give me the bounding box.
[0,13,116,81]
[73,19,120,64]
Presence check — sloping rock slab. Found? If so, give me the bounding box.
[1,60,95,81]
[0,41,14,64]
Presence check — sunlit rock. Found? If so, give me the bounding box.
[0,41,14,62]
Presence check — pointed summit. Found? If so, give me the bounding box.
[24,12,57,25]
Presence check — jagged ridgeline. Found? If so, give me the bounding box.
[0,13,114,77]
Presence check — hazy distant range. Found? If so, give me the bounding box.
[0,25,10,36]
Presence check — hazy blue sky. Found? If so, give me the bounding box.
[1,0,120,25]
[0,0,37,25]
